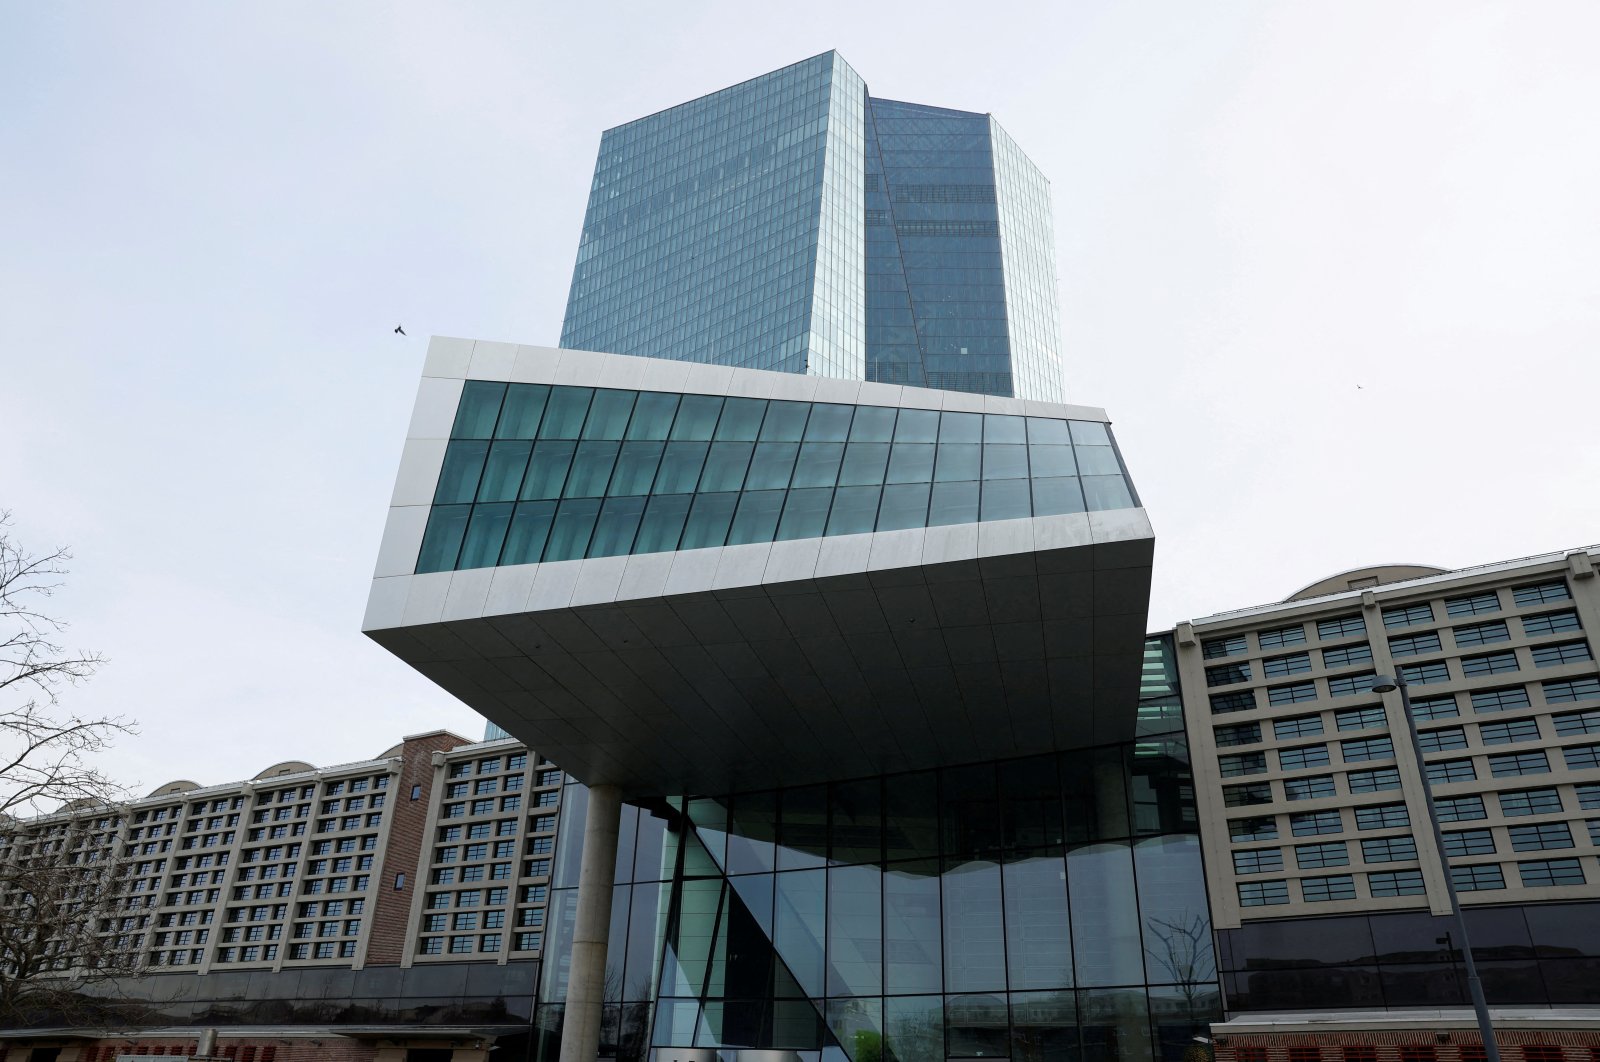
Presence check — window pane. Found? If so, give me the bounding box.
[939,411,983,443]
[416,505,471,573]
[1083,475,1134,511]
[886,443,935,483]
[582,390,636,440]
[982,444,1029,479]
[1075,446,1122,476]
[625,392,679,440]
[935,444,981,482]
[877,483,931,531]
[1028,444,1076,478]
[452,381,506,438]
[477,441,532,502]
[760,400,811,441]
[984,414,1026,443]
[792,442,844,488]
[849,406,897,441]
[884,863,942,993]
[698,443,754,492]
[608,442,664,496]
[1033,477,1086,516]
[634,495,691,555]
[981,480,1032,521]
[894,408,940,442]
[501,502,556,565]
[679,493,737,551]
[745,443,799,490]
[653,442,709,494]
[458,503,515,569]
[803,403,853,441]
[714,398,767,441]
[839,443,891,486]
[496,384,549,439]
[1002,853,1073,990]
[1026,417,1071,445]
[588,497,647,558]
[929,481,980,526]
[827,486,881,536]
[727,490,786,546]
[669,395,724,440]
[564,441,620,498]
[540,387,593,439]
[520,441,575,500]
[776,487,833,541]
[543,499,600,562]
[1070,421,1111,446]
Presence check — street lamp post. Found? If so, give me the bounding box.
[1372,672,1502,1062]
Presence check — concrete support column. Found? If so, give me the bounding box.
[560,783,623,1062]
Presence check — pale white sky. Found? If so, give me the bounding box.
[3,1,1597,795]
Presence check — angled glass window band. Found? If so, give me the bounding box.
[418,383,1139,572]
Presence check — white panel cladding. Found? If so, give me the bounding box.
[406,376,465,440]
[374,505,431,579]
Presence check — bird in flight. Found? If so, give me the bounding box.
[394,324,407,336]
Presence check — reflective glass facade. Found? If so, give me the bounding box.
[415,381,1135,575]
[560,52,1064,402]
[533,640,1216,1060]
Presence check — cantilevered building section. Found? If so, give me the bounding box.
[560,51,1064,402]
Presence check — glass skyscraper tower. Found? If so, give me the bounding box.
[560,51,1065,403]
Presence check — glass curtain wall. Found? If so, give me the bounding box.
[534,639,1218,1061]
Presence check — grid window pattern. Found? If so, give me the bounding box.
[1274,715,1325,740]
[1347,768,1401,794]
[1400,661,1451,686]
[1283,775,1337,801]
[1471,687,1531,713]
[1294,842,1349,869]
[1498,788,1563,817]
[1368,869,1426,896]
[1415,728,1468,753]
[1300,874,1357,902]
[1513,581,1570,607]
[1409,695,1460,721]
[418,384,1135,573]
[1479,719,1541,745]
[1544,677,1600,704]
[1435,795,1487,822]
[1552,709,1600,736]
[1238,880,1290,906]
[1268,683,1318,706]
[1389,632,1442,657]
[1290,810,1343,836]
[1203,635,1246,659]
[1224,784,1274,808]
[1441,829,1496,857]
[1262,652,1313,678]
[1335,707,1386,731]
[1210,690,1257,715]
[1327,672,1377,698]
[1232,848,1284,874]
[1229,817,1278,842]
[1382,603,1435,629]
[1341,737,1395,762]
[1461,651,1520,677]
[1354,804,1409,830]
[1207,663,1252,688]
[1531,641,1592,668]
[1218,753,1268,778]
[1446,591,1501,617]
[1323,644,1374,669]
[1564,744,1600,771]
[1360,835,1416,863]
[1508,822,1574,852]
[1451,622,1509,648]
[1425,759,1476,784]
[1523,611,1582,637]
[1258,625,1308,649]
[1214,723,1262,747]
[1317,615,1366,640]
[1517,859,1585,887]
[1451,865,1506,891]
[1488,751,1550,777]
[1581,785,1600,810]
[1278,745,1330,771]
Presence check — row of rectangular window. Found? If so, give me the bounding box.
[1211,675,1600,716]
[1237,858,1587,906]
[1232,835,1419,874]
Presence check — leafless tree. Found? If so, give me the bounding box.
[0,511,142,1024]
[1,509,132,817]
[1145,911,1216,1018]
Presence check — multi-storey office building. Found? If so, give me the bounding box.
[1174,549,1600,1052]
[0,732,567,1061]
[560,51,1064,402]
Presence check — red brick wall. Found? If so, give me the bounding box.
[1217,1032,1600,1062]
[62,1041,375,1062]
[363,731,460,965]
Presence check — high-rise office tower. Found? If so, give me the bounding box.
[559,51,1064,402]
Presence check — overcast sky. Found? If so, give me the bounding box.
[4,1,1597,795]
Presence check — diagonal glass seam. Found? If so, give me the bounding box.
[865,97,927,390]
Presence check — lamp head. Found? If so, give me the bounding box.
[1370,674,1399,693]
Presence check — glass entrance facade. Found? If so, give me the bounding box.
[532,639,1220,1061]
